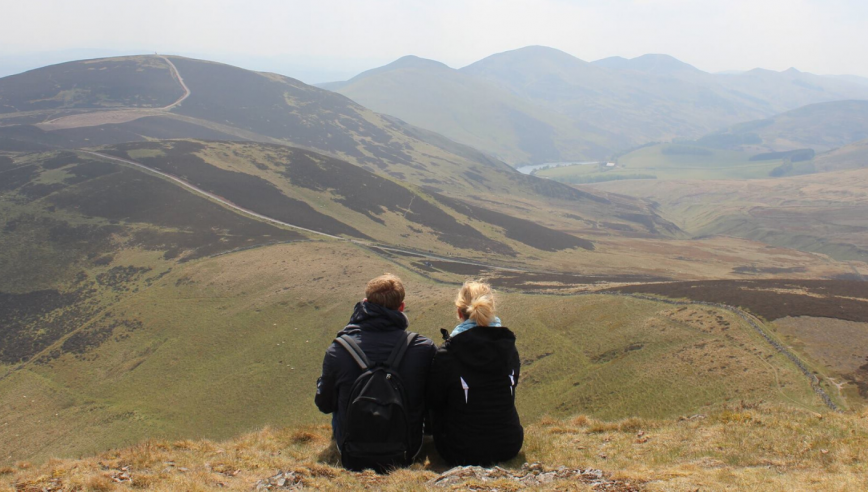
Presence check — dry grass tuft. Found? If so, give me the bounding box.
[84,474,114,491]
[290,430,321,445]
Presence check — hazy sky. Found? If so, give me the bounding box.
[2,0,867,82]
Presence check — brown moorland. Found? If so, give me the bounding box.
[607,279,868,322]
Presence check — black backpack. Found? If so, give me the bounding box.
[335,331,418,472]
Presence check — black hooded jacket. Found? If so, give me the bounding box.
[315,301,435,458]
[426,326,523,466]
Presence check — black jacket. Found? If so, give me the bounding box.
[315,301,435,458]
[426,326,523,466]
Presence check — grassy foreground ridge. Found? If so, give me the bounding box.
[5,403,868,491]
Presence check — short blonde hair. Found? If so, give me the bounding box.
[365,274,405,310]
[455,281,496,326]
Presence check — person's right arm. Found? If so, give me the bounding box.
[314,344,338,414]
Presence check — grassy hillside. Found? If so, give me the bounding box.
[590,168,868,263]
[0,146,840,463]
[0,237,833,465]
[812,138,868,172]
[542,102,868,184]
[0,54,684,229]
[698,100,868,153]
[0,55,523,196]
[6,403,867,491]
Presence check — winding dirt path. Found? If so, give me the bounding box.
[158,55,191,110]
[82,151,528,273]
[36,55,190,131]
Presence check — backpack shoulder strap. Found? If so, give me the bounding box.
[386,331,418,369]
[335,335,370,370]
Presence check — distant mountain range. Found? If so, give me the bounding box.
[321,46,868,165]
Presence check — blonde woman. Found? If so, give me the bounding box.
[426,281,523,466]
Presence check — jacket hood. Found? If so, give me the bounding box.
[447,326,516,374]
[338,301,409,335]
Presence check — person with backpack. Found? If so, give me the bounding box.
[315,274,435,472]
[426,280,523,466]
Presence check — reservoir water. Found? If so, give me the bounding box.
[516,161,599,175]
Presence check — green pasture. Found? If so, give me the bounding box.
[537,143,787,182]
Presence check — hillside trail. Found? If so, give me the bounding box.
[82,151,528,273]
[35,55,190,130]
[157,55,191,110]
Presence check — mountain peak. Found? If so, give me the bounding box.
[339,55,450,85]
[465,45,586,64]
[386,55,450,70]
[593,53,700,73]
[461,45,588,72]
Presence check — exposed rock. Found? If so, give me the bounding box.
[429,462,639,490]
[253,470,304,490]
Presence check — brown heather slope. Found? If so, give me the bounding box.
[775,317,868,406]
[606,279,868,323]
[0,56,183,112]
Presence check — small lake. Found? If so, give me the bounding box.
[516,161,599,175]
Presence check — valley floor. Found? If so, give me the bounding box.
[5,403,867,491]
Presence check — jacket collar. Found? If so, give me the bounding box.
[341,301,408,334]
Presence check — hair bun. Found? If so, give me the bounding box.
[456,282,496,326]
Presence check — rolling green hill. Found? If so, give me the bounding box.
[536,100,868,184]
[698,100,868,153]
[0,55,537,197]
[590,167,868,263]
[0,54,681,230]
[812,138,868,172]
[0,138,671,375]
[0,140,847,465]
[0,53,686,245]
[0,238,831,464]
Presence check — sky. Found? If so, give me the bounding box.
[2,0,867,83]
